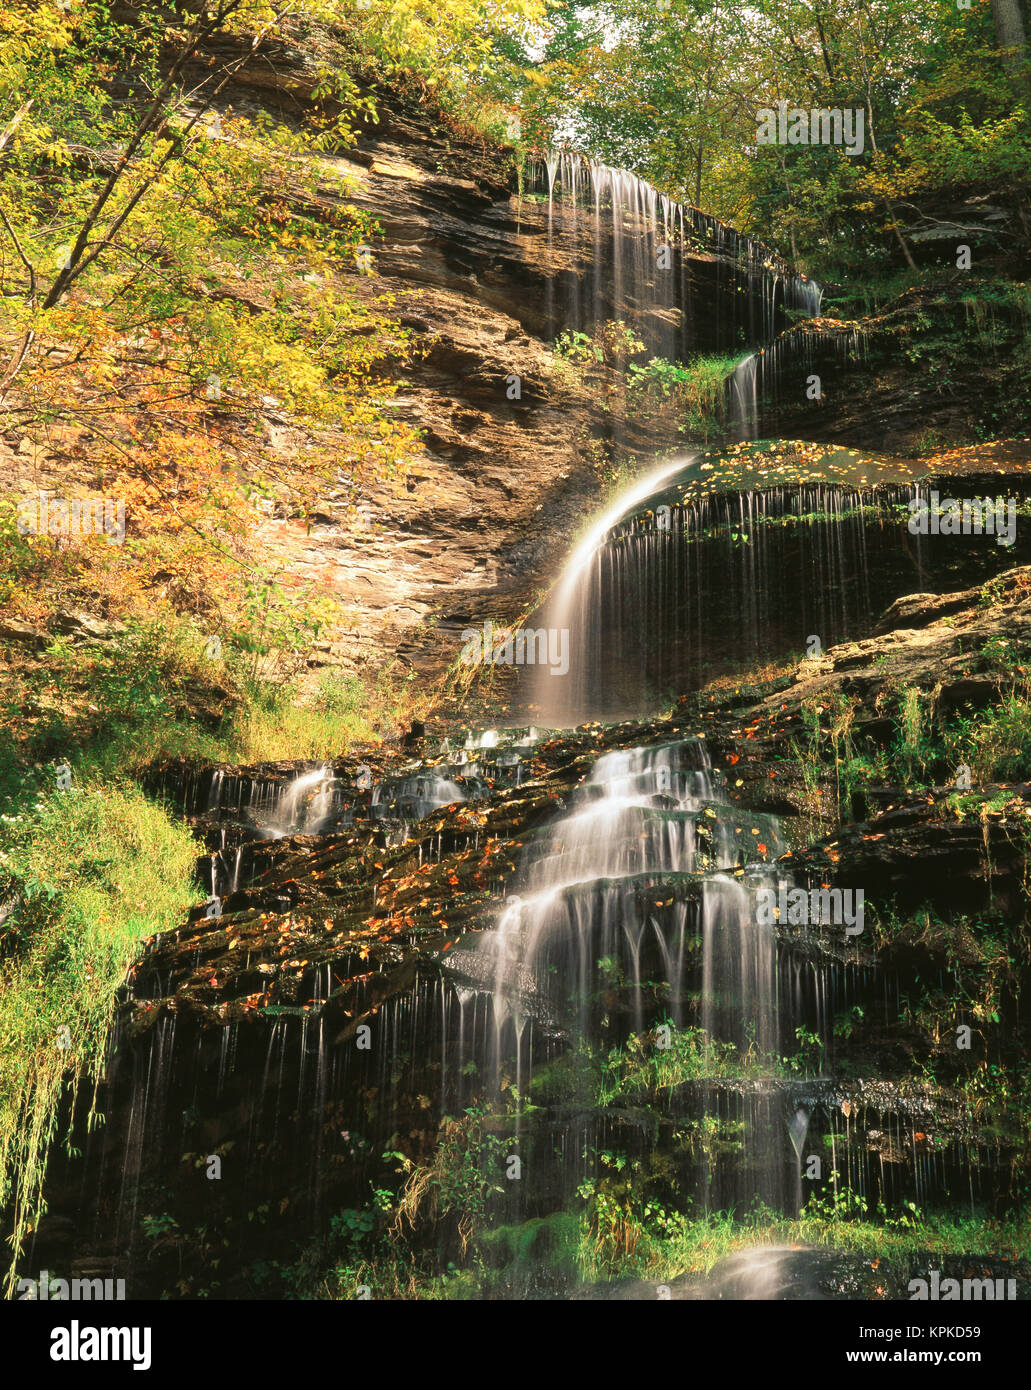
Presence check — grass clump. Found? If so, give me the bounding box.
[789,672,1031,823]
[2,613,421,776]
[597,1025,778,1105]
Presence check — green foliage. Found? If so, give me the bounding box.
[388,1104,514,1256]
[889,107,1031,197]
[554,320,644,368]
[0,781,201,1291]
[1,600,419,772]
[791,672,1031,819]
[511,0,1031,278]
[554,328,603,364]
[552,324,735,443]
[782,1025,825,1075]
[475,1211,581,1287]
[596,1023,777,1104]
[943,690,1031,783]
[628,353,737,438]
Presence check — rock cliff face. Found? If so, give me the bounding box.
[149,46,585,676]
[292,97,604,674]
[765,271,1030,452]
[180,44,613,677]
[29,566,1031,1295]
[162,29,781,680]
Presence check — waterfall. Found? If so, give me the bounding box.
[534,452,698,721]
[537,479,932,724]
[262,765,335,839]
[66,469,1024,1291]
[525,150,857,724]
[527,149,875,444]
[45,141,1031,1304]
[452,730,797,1221]
[730,325,867,440]
[530,150,823,358]
[372,772,466,823]
[731,354,759,442]
[201,763,337,839]
[201,765,342,899]
[472,738,782,1079]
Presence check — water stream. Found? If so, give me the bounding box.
[34,149,1022,1300]
[470,737,783,1068]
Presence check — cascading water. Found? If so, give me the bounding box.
[523,147,861,723]
[263,765,335,838]
[730,324,867,441]
[531,150,823,359]
[476,738,782,1064]
[730,353,760,443]
[450,734,795,1218]
[202,764,343,899]
[199,760,478,898]
[37,143,1028,1303]
[535,472,1031,724]
[54,504,1019,1295]
[455,449,1031,1238]
[531,153,874,458]
[533,452,698,721]
[371,773,466,823]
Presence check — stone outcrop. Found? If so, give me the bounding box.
[24,558,1031,1294]
[159,32,747,678]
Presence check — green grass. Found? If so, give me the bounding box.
[625,352,742,446]
[943,690,1031,785]
[572,1199,1031,1286]
[597,1026,785,1104]
[0,610,421,1290]
[3,618,420,778]
[218,665,420,766]
[0,781,202,1291]
[549,325,739,445]
[281,1197,1031,1299]
[788,672,1031,821]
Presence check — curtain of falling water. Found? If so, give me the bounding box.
[531,152,822,358]
[543,481,919,723]
[468,738,788,1213]
[59,154,1023,1290]
[731,327,867,441]
[529,152,869,449]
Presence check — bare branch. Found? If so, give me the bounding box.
[0,205,37,305]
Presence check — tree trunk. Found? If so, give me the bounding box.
[991,0,1028,80]
[863,93,918,271]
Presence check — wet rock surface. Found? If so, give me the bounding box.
[14,22,1030,1286]
[26,563,1030,1295]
